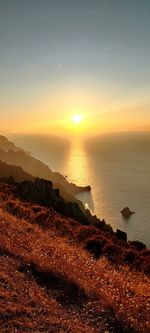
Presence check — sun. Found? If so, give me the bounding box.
[62,112,88,134]
[72,114,82,123]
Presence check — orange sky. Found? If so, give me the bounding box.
[1,85,150,137]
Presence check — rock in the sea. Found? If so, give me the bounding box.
[121,207,135,218]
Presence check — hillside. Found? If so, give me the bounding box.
[0,160,34,183]
[0,136,90,199]
[0,182,150,333]
[0,135,20,152]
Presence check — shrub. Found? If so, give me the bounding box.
[116,229,127,242]
[129,240,146,251]
[142,257,150,274]
[76,225,98,242]
[85,238,106,259]
[34,209,50,226]
[123,250,138,265]
[102,243,122,262]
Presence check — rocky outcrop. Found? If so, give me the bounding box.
[68,183,91,193]
[16,178,114,230]
[16,178,87,223]
[116,229,127,242]
[121,207,135,218]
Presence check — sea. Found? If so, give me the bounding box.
[10,132,150,247]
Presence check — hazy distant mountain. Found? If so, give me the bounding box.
[0,135,20,152]
[0,160,34,183]
[0,136,88,208]
[9,133,70,168]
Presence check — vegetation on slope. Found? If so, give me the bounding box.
[0,182,150,332]
[0,181,149,273]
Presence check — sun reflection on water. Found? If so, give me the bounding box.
[66,140,89,185]
[66,140,94,212]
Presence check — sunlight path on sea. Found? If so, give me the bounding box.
[65,140,95,212]
[64,138,150,248]
[66,140,89,185]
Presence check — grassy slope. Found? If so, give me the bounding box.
[0,186,150,332]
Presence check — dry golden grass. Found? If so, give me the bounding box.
[0,183,149,274]
[0,205,150,333]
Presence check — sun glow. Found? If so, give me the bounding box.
[59,112,90,136]
[72,114,82,123]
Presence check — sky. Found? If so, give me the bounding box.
[0,0,150,136]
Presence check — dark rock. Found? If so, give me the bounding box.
[65,201,88,224]
[85,212,113,234]
[16,178,87,223]
[68,182,91,193]
[121,207,135,218]
[116,229,127,242]
[17,178,64,209]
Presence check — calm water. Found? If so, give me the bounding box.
[11,132,150,247]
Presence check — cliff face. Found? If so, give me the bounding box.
[16,178,76,220]
[0,182,150,333]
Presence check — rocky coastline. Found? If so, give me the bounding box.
[0,176,149,333]
[0,134,149,269]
